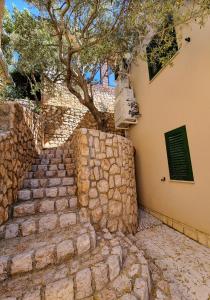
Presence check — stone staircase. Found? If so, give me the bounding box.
[0,147,153,300]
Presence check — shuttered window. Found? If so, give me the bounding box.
[165,126,194,181]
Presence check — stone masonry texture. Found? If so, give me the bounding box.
[71,128,139,234]
[42,82,123,147]
[0,102,43,225]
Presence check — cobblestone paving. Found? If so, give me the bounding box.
[135,210,210,300]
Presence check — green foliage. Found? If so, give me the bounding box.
[2,0,210,126]
[2,8,63,83]
[0,83,26,99]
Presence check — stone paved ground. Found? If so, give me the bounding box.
[135,210,210,300]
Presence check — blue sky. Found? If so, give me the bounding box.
[6,0,38,14]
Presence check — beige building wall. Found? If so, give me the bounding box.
[129,19,210,243]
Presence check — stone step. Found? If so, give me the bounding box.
[0,209,82,239]
[34,157,74,165]
[39,152,73,160]
[0,230,151,300]
[23,176,75,189]
[0,222,96,284]
[26,166,75,179]
[31,163,75,172]
[17,185,77,202]
[41,148,73,156]
[13,197,78,218]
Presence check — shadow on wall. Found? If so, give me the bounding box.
[42,105,123,148]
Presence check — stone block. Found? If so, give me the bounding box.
[48,178,61,187]
[108,201,122,217]
[79,180,90,193]
[33,188,44,199]
[35,245,55,269]
[89,188,98,198]
[46,171,56,177]
[22,290,41,300]
[57,170,66,177]
[60,213,77,228]
[112,275,132,294]
[89,198,100,210]
[75,268,92,299]
[18,190,31,201]
[11,252,33,275]
[67,185,77,196]
[45,278,74,300]
[133,278,149,300]
[111,246,123,264]
[92,262,108,291]
[97,180,109,193]
[62,177,74,186]
[13,203,35,217]
[5,223,19,239]
[127,264,141,278]
[114,175,122,187]
[109,164,120,175]
[46,187,58,198]
[69,197,77,209]
[79,194,89,207]
[76,233,91,255]
[79,208,90,223]
[57,239,74,262]
[95,288,116,300]
[58,164,65,170]
[58,187,67,197]
[107,255,121,280]
[107,218,118,233]
[39,214,57,233]
[56,198,68,211]
[49,165,57,171]
[30,179,39,189]
[21,219,36,236]
[39,200,55,213]
[91,207,103,223]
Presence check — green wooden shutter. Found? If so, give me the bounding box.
[165,126,194,181]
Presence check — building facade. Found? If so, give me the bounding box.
[129,18,210,246]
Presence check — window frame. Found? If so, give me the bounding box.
[146,17,179,81]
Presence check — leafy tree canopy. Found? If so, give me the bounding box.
[2,0,210,128]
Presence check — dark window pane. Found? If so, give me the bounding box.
[146,17,178,80]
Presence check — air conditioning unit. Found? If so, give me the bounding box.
[115,78,130,98]
[114,86,140,129]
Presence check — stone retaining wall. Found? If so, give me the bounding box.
[71,128,138,234]
[42,105,122,148]
[0,102,43,224]
[42,83,115,112]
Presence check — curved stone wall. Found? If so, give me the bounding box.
[71,128,139,234]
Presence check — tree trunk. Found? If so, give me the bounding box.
[85,99,109,132]
[66,84,110,132]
